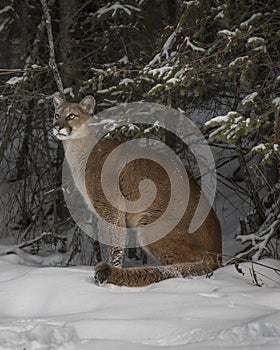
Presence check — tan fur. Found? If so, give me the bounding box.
[53,96,222,287]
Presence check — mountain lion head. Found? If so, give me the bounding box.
[53,95,96,140]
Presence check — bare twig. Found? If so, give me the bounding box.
[250,263,263,287]
[40,0,64,97]
[222,253,280,274]
[0,67,48,76]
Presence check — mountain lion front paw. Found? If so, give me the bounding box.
[94,262,113,286]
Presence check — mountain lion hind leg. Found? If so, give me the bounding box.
[94,215,222,287]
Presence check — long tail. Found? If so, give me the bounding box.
[94,256,220,287]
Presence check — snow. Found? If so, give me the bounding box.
[148,53,161,67]
[148,66,173,78]
[205,112,246,140]
[144,121,160,134]
[245,117,250,126]
[272,97,280,108]
[241,92,258,105]
[205,115,229,125]
[214,11,224,20]
[253,45,267,52]
[240,13,262,28]
[0,6,13,15]
[184,37,205,52]
[0,255,280,349]
[247,37,265,44]
[5,76,23,85]
[229,56,248,68]
[96,2,140,18]
[208,125,226,140]
[205,112,238,127]
[251,143,266,152]
[118,55,129,64]
[146,32,205,67]
[162,32,176,59]
[63,87,74,98]
[166,78,180,85]
[183,1,200,7]
[174,68,186,79]
[147,83,163,95]
[218,29,240,38]
[119,78,134,86]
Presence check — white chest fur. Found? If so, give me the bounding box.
[62,128,96,211]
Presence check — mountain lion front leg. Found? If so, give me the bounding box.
[96,213,127,268]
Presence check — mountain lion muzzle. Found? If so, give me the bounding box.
[53,95,222,287]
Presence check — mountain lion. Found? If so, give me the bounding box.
[53,95,222,287]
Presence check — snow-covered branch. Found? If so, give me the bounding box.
[236,196,280,260]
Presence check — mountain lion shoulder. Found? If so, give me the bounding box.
[53,95,222,287]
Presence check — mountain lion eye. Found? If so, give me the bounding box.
[54,114,59,120]
[66,114,77,121]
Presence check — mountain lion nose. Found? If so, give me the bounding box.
[54,122,62,130]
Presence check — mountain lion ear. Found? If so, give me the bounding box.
[80,95,96,115]
[53,95,64,111]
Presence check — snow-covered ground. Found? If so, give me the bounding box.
[0,254,279,350]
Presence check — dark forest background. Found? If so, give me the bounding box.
[0,0,279,265]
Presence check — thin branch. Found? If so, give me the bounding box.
[215,252,280,274]
[40,0,64,97]
[0,67,48,76]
